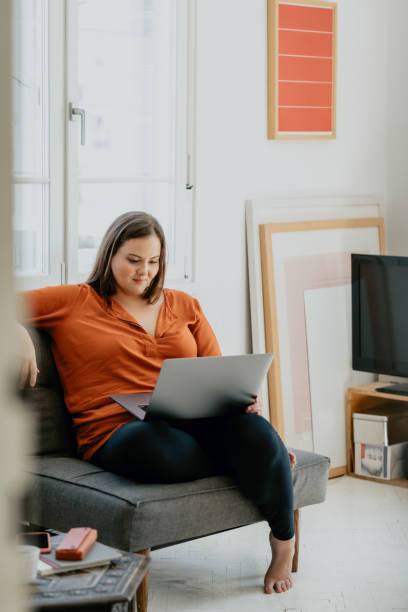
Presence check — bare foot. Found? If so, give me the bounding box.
[264,531,295,594]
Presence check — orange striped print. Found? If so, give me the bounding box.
[279,3,333,32]
[279,82,332,107]
[279,29,332,57]
[279,55,332,83]
[277,1,335,133]
[279,108,332,132]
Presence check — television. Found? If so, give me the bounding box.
[351,253,408,396]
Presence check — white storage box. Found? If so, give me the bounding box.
[354,441,408,479]
[353,404,408,446]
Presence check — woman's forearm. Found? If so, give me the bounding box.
[17,323,39,388]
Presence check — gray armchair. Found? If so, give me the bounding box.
[22,328,330,611]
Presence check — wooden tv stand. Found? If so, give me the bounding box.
[346,382,408,488]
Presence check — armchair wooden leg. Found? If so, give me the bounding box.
[136,548,150,612]
[291,509,299,573]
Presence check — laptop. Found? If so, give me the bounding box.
[110,353,273,421]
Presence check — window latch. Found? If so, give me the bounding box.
[69,103,86,146]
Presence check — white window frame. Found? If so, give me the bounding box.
[14,0,196,292]
[13,0,65,291]
[65,0,195,287]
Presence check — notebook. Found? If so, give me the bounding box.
[37,533,122,576]
[111,353,273,421]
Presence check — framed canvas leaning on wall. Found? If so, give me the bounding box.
[258,217,385,477]
[245,196,383,422]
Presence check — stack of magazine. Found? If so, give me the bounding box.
[38,532,122,577]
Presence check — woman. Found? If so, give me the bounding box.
[18,211,296,594]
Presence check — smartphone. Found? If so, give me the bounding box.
[20,531,51,553]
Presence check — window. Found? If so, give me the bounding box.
[12,0,51,280]
[12,0,194,290]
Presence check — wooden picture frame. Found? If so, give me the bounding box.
[267,0,337,139]
[259,218,385,476]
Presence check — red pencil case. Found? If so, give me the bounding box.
[55,527,98,560]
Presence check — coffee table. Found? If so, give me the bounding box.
[26,531,149,611]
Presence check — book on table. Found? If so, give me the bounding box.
[37,532,122,576]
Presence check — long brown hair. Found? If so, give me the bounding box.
[87,211,166,306]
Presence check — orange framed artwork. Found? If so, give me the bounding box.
[267,0,337,139]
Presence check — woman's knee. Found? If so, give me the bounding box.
[230,413,278,439]
[110,420,214,483]
[227,413,284,456]
[121,421,181,464]
[94,421,171,468]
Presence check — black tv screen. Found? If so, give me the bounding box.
[352,254,408,379]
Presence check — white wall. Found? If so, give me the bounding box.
[386,0,408,255]
[194,0,388,354]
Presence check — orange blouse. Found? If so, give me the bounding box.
[20,284,221,460]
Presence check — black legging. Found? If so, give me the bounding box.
[90,413,295,540]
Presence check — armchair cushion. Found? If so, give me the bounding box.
[25,449,329,552]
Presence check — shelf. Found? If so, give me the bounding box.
[346,383,408,484]
[348,381,408,401]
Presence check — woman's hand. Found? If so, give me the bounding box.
[18,324,39,388]
[288,450,296,470]
[245,395,262,416]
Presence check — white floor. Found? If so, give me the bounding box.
[148,475,408,612]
